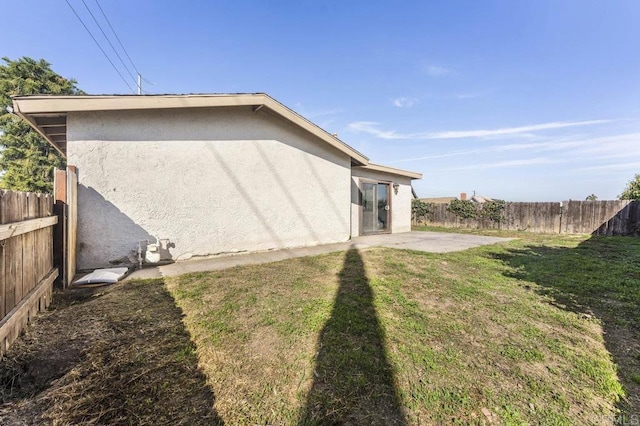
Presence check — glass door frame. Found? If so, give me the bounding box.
[358,178,392,235]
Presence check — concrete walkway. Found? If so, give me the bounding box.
[126,231,513,280]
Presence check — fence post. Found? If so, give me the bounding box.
[66,166,78,288]
[558,202,563,234]
[53,169,67,289]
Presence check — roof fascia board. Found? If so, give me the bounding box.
[260,96,368,165]
[357,163,422,179]
[12,94,262,114]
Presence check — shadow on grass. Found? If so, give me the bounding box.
[299,247,406,425]
[489,236,640,417]
[0,279,223,425]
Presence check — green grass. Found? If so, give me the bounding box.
[164,230,639,424]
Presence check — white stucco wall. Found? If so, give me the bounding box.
[67,107,352,270]
[351,168,414,236]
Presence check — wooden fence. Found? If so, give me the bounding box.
[0,190,58,355]
[414,200,640,236]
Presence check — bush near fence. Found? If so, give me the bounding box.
[413,200,640,236]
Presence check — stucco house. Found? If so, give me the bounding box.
[13,94,421,270]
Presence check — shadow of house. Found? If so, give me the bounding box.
[77,185,161,270]
[0,279,222,425]
[299,248,406,425]
[489,236,640,416]
[590,200,640,236]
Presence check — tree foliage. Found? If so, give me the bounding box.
[585,194,598,201]
[619,174,640,200]
[0,57,83,193]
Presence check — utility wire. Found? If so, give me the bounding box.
[141,76,161,93]
[64,0,135,93]
[141,75,172,94]
[80,0,137,85]
[141,76,156,85]
[94,0,141,75]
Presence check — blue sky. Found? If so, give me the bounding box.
[4,1,640,201]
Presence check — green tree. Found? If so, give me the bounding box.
[585,194,598,201]
[619,174,640,200]
[0,57,83,193]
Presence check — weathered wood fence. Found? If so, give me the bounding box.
[0,190,58,354]
[414,200,640,235]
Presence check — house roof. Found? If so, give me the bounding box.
[12,93,371,164]
[470,195,494,203]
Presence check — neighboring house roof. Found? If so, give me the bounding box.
[470,195,493,203]
[12,93,371,164]
[419,197,457,204]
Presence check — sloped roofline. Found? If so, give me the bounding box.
[12,93,370,164]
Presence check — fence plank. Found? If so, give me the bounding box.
[38,195,45,285]
[21,193,34,300]
[3,192,20,314]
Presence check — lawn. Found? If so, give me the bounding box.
[163,229,637,424]
[1,229,638,424]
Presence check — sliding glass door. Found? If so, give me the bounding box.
[361,182,390,234]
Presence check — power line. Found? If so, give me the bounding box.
[94,0,141,75]
[141,76,156,85]
[79,0,137,85]
[64,0,135,93]
[140,76,168,94]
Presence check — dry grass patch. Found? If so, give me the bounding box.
[0,280,221,425]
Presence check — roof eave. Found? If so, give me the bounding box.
[357,163,423,179]
[12,105,67,158]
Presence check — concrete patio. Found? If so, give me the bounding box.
[126,231,513,280]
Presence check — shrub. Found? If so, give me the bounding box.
[411,199,432,223]
[479,199,506,223]
[447,199,478,219]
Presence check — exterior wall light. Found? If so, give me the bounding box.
[393,183,400,194]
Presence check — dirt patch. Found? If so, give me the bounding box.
[0,279,222,425]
